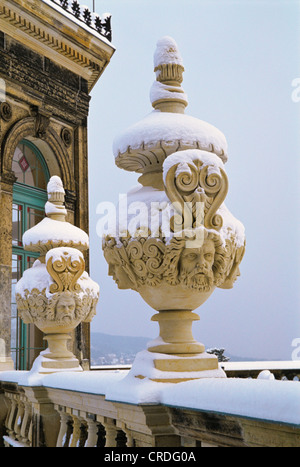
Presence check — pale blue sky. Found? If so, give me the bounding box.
[84,0,300,360]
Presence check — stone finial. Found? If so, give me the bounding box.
[114,36,228,175]
[150,36,188,113]
[22,176,89,255]
[45,175,67,221]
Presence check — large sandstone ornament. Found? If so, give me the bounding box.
[103,36,246,382]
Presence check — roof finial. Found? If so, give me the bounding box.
[150,36,188,114]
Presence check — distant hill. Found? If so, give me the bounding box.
[91,332,151,364]
[90,332,258,363]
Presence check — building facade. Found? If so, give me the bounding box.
[0,0,114,371]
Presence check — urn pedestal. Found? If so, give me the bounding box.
[146,310,223,383]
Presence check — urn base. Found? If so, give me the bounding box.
[136,310,227,382]
[131,350,226,383]
[30,333,83,374]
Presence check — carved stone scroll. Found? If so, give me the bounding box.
[46,250,85,294]
[163,150,229,232]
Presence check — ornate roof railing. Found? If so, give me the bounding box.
[49,0,112,42]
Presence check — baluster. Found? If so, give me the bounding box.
[84,418,98,447]
[71,0,81,18]
[59,0,69,9]
[124,428,134,447]
[69,415,81,447]
[56,411,70,447]
[27,416,33,447]
[14,397,24,440]
[20,400,32,445]
[81,6,92,26]
[104,422,117,447]
[5,394,17,437]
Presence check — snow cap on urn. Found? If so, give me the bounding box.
[154,36,184,71]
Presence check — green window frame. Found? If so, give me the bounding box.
[11,139,50,370]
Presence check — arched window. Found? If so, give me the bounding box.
[11,139,50,370]
[12,139,49,190]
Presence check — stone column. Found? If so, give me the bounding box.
[73,122,90,367]
[0,174,15,370]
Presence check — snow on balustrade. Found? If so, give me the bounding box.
[1,363,300,428]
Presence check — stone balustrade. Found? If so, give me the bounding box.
[1,363,300,448]
[222,361,300,381]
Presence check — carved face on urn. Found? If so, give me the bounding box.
[55,292,76,323]
[163,230,229,292]
[179,239,215,291]
[104,247,136,290]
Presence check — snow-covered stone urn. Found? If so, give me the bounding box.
[102,37,245,382]
[15,176,99,373]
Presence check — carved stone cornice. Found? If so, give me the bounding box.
[0,0,115,92]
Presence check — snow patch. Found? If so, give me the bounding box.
[163,148,224,183]
[47,175,65,195]
[46,247,84,265]
[161,377,300,426]
[113,111,228,160]
[45,201,68,217]
[22,217,89,249]
[15,260,53,298]
[154,36,183,68]
[150,81,188,106]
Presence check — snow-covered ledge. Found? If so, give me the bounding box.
[1,364,300,447]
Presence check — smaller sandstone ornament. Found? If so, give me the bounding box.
[16,176,99,374]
